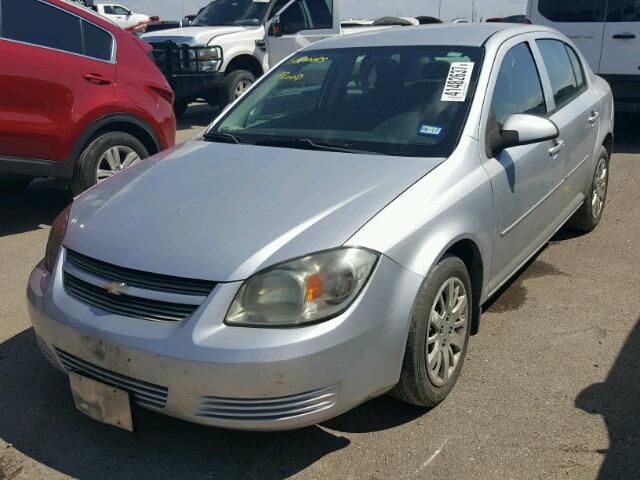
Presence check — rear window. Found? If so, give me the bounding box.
[1,0,83,55]
[537,40,585,108]
[211,46,484,158]
[538,0,606,22]
[82,21,113,61]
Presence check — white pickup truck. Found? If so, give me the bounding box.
[141,0,397,116]
[91,3,150,29]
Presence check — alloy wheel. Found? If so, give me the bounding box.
[235,80,252,99]
[591,157,608,219]
[426,278,468,387]
[96,146,141,182]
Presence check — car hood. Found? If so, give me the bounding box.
[141,26,253,46]
[64,141,445,282]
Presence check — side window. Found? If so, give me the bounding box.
[537,39,583,108]
[112,6,131,15]
[538,0,606,22]
[565,45,586,90]
[0,0,82,55]
[103,6,116,15]
[489,43,547,129]
[280,0,332,34]
[606,0,640,21]
[82,21,114,61]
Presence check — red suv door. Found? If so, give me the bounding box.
[0,0,116,162]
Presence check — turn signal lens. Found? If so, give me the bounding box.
[44,205,71,272]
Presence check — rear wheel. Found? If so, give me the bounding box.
[70,132,148,196]
[219,70,256,109]
[568,145,609,232]
[390,255,472,407]
[0,175,32,194]
[173,101,188,118]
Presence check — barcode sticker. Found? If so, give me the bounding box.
[441,62,474,102]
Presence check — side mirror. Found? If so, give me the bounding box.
[270,15,283,37]
[488,114,559,156]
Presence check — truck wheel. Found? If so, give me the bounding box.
[70,132,148,196]
[0,175,32,194]
[173,102,188,118]
[390,255,472,408]
[219,70,256,108]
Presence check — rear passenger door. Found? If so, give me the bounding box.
[482,39,558,292]
[266,0,339,66]
[0,0,115,162]
[534,38,600,218]
[601,0,640,75]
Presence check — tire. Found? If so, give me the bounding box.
[173,102,188,118]
[390,255,473,408]
[0,175,32,194]
[568,145,609,232]
[70,132,149,196]
[218,70,256,109]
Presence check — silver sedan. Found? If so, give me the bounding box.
[28,24,614,431]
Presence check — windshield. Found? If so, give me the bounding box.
[209,46,483,157]
[192,0,270,27]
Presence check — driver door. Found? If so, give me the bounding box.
[266,0,339,66]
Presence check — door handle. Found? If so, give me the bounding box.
[83,73,111,85]
[589,111,600,125]
[255,39,266,50]
[548,140,565,157]
[613,33,636,39]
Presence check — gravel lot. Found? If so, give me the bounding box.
[1,107,638,480]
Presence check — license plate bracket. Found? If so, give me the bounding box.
[69,372,133,432]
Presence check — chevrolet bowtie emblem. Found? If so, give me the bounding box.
[104,281,128,296]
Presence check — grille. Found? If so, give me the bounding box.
[66,249,216,296]
[56,348,168,410]
[196,386,338,422]
[64,273,198,322]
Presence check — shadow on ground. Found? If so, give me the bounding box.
[0,180,70,238]
[614,113,640,154]
[576,317,640,480]
[176,103,220,132]
[0,329,422,480]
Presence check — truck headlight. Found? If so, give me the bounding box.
[225,248,379,328]
[188,46,222,72]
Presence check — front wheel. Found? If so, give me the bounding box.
[218,70,256,109]
[390,255,472,407]
[70,132,149,196]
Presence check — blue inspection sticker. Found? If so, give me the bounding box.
[417,124,445,138]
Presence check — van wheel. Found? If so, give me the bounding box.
[568,146,609,232]
[0,175,32,194]
[390,255,472,407]
[219,70,255,109]
[70,132,148,196]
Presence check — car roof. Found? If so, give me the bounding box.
[305,24,556,50]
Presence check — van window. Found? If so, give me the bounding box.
[490,43,547,128]
[607,0,640,21]
[538,0,606,22]
[82,21,114,61]
[537,40,583,108]
[0,0,83,55]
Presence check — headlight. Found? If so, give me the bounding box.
[187,46,222,73]
[44,205,71,272]
[225,248,378,328]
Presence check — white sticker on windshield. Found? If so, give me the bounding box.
[441,62,474,102]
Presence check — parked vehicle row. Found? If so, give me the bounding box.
[0,0,176,194]
[28,24,614,432]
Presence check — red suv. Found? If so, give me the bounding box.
[0,0,176,194]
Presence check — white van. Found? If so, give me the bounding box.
[528,0,640,112]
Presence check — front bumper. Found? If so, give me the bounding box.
[168,73,225,104]
[27,253,423,431]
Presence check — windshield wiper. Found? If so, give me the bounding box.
[202,132,245,144]
[256,138,382,155]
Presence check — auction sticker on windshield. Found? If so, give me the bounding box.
[441,62,474,102]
